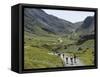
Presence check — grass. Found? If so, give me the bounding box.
[24,36,64,69]
[79,48,94,65]
[64,40,95,65]
[24,31,95,69]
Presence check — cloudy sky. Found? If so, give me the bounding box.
[43,9,94,23]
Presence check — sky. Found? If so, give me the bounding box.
[43,9,94,23]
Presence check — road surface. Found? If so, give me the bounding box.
[60,54,85,67]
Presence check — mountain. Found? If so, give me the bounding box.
[76,16,94,35]
[24,8,94,37]
[74,21,83,29]
[24,8,75,36]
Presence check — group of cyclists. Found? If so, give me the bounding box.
[62,54,77,65]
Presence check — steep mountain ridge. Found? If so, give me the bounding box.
[76,16,94,35]
[24,8,94,36]
[24,8,75,35]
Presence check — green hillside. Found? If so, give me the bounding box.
[24,31,95,69]
[24,8,95,69]
[24,33,64,69]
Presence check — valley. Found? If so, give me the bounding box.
[24,8,95,69]
[24,32,94,69]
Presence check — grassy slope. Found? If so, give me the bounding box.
[24,31,95,69]
[24,46,63,69]
[24,32,64,69]
[64,40,95,65]
[78,40,94,65]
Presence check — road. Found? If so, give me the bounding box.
[60,54,85,67]
[48,52,85,67]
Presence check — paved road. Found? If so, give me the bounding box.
[48,52,85,67]
[60,54,85,67]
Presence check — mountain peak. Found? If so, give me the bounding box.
[82,16,94,28]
